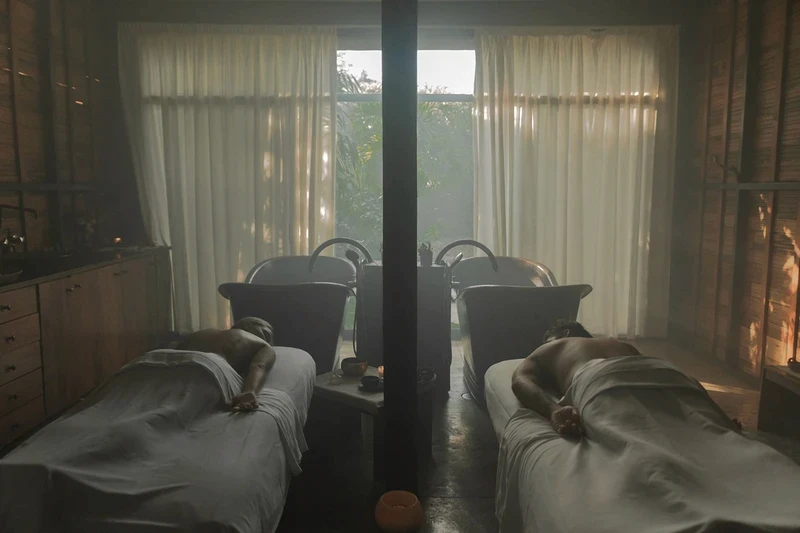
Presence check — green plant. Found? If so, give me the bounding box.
[335,55,474,254]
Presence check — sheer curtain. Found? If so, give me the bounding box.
[119,24,336,332]
[474,28,678,337]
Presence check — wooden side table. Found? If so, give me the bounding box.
[314,367,434,481]
[758,365,800,439]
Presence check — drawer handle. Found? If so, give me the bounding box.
[5,365,15,372]
[66,284,82,292]
[0,304,11,311]
[10,422,20,431]
[8,394,18,401]
[5,335,15,343]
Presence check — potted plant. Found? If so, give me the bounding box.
[418,242,433,267]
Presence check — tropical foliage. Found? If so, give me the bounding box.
[335,57,474,256]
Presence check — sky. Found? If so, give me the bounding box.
[339,50,475,94]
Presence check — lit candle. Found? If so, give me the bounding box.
[378,366,385,378]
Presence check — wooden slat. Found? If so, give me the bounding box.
[711,0,740,356]
[694,5,718,338]
[770,0,793,182]
[757,191,779,375]
[757,0,793,374]
[778,0,800,181]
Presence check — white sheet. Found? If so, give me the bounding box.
[495,355,800,533]
[0,347,315,533]
[484,359,526,441]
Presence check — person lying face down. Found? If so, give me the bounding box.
[512,319,640,438]
[512,319,743,439]
[177,317,277,412]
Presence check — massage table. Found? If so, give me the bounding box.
[485,357,800,533]
[0,347,315,533]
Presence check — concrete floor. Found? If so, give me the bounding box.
[276,338,800,532]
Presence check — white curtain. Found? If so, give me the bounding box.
[119,24,337,332]
[474,28,678,338]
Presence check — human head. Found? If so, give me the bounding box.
[543,319,592,343]
[233,317,274,344]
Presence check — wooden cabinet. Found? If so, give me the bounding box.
[0,288,45,449]
[39,251,171,419]
[119,257,154,363]
[0,249,172,447]
[0,287,37,325]
[40,269,102,417]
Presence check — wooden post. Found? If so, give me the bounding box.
[711,0,739,357]
[382,0,418,492]
[726,0,761,367]
[692,4,716,343]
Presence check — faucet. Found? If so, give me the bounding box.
[2,230,23,254]
[434,239,499,271]
[0,205,38,270]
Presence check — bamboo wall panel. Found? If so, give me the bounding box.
[697,191,723,352]
[0,0,104,249]
[0,2,16,183]
[22,191,49,249]
[11,0,46,183]
[715,190,738,360]
[763,190,800,365]
[705,0,735,184]
[751,0,784,183]
[670,0,800,379]
[778,1,800,181]
[737,192,771,376]
[726,0,749,177]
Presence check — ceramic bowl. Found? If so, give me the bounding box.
[360,375,382,391]
[341,358,368,377]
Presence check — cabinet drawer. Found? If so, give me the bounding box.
[0,314,40,355]
[0,368,42,417]
[0,396,44,448]
[0,287,37,325]
[0,342,40,387]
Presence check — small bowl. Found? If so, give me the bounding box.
[341,358,368,377]
[360,375,382,391]
[375,490,424,532]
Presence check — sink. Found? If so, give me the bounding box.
[0,270,22,286]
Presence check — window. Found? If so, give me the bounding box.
[335,50,476,256]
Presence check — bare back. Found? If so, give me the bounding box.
[530,338,641,395]
[180,329,267,376]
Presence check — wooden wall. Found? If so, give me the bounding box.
[670,0,800,378]
[0,0,114,252]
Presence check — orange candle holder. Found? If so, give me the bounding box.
[378,365,385,378]
[375,491,424,533]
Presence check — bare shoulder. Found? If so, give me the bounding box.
[514,340,562,378]
[228,329,269,351]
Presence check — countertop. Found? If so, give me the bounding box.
[0,247,168,294]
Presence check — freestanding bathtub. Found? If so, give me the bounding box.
[219,256,356,375]
[452,257,591,408]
